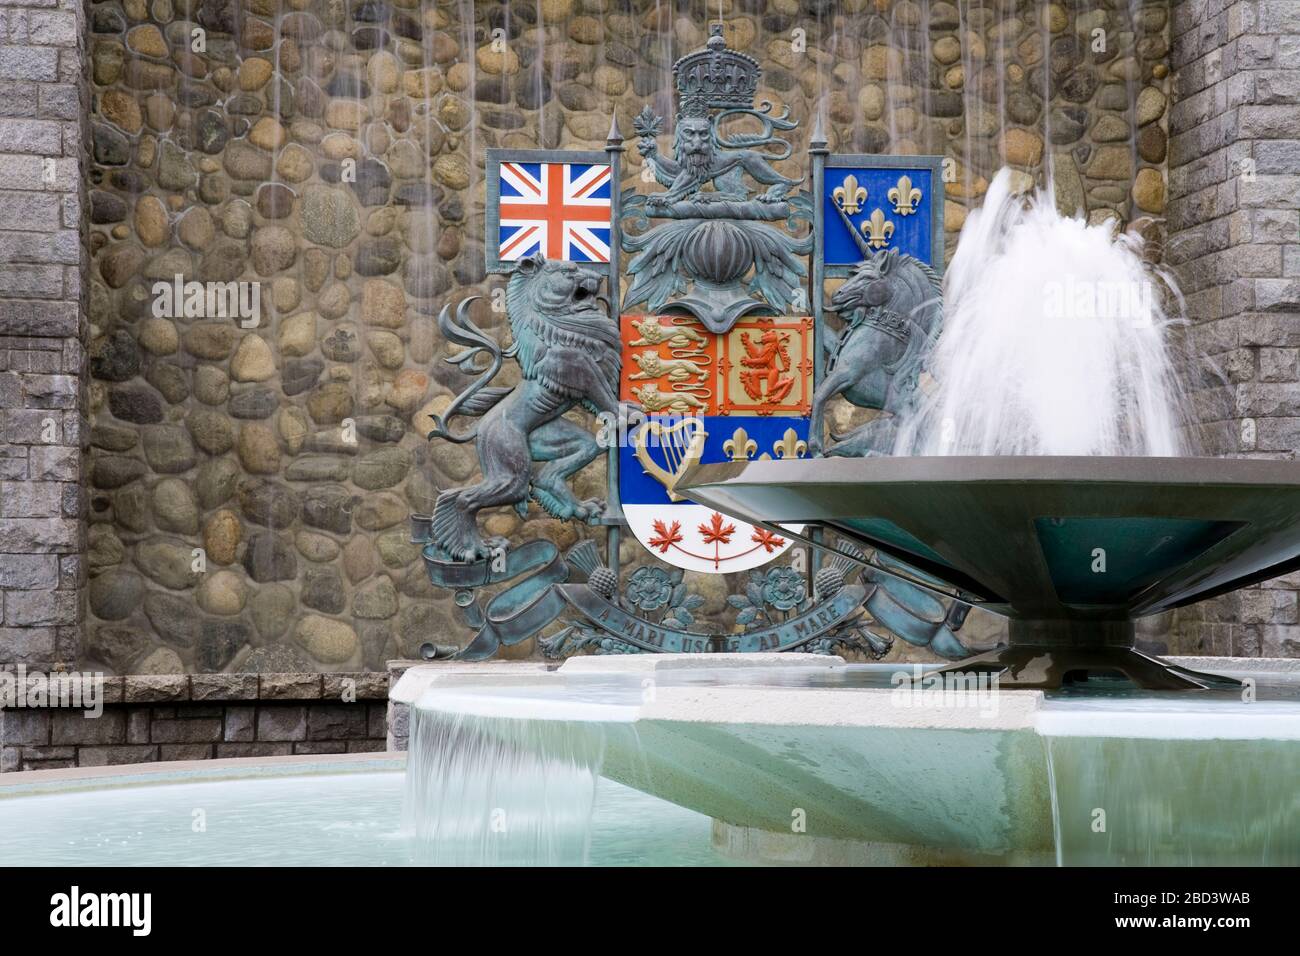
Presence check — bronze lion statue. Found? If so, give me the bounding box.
[426,254,621,562]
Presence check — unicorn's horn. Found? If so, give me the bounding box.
[834,200,875,260]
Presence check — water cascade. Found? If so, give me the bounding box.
[1038,691,1300,865]
[402,682,640,865]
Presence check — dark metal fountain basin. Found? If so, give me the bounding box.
[678,456,1300,689]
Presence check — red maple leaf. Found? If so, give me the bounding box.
[698,512,736,545]
[751,527,786,553]
[648,519,683,553]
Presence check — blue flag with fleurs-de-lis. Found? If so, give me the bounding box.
[823,158,946,270]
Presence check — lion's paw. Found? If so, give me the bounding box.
[449,537,509,564]
[571,499,605,523]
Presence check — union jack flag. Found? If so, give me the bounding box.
[497,162,612,263]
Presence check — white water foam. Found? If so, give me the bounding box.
[1036,696,1300,740]
[895,169,1190,457]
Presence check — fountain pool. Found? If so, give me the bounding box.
[0,754,729,867]
[4,654,1293,867]
[393,655,1300,866]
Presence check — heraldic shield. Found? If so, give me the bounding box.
[619,314,812,573]
[414,24,970,663]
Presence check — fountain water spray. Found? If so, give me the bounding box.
[896,170,1190,458]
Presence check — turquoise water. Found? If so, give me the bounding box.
[0,769,734,867]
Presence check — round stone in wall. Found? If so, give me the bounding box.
[203,509,242,566]
[196,570,248,616]
[88,569,145,621]
[153,478,200,534]
[300,185,361,248]
[249,582,297,641]
[241,532,298,583]
[295,615,361,665]
[135,538,199,590]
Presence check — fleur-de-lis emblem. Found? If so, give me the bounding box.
[888,175,923,216]
[723,426,758,462]
[832,175,868,216]
[772,428,807,459]
[861,208,895,249]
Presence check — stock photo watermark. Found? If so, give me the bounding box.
[890,665,1003,716]
[1043,277,1156,326]
[49,887,151,937]
[151,274,261,328]
[0,667,104,718]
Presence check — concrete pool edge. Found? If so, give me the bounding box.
[390,654,1300,730]
[388,653,847,706]
[0,751,406,797]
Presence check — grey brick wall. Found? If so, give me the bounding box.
[0,0,88,669]
[1,671,390,771]
[1168,0,1300,657]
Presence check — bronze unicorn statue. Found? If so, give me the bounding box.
[809,220,944,457]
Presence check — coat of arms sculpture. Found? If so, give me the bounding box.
[413,25,969,662]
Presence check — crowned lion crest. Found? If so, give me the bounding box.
[621,25,814,332]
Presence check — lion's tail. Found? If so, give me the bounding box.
[427,297,510,444]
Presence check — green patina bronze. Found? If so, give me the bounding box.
[679,455,1300,689]
[415,26,963,663]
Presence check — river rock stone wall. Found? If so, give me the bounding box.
[79,0,1173,673]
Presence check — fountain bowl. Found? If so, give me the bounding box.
[678,455,1300,688]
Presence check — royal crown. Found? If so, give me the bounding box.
[674,24,760,117]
